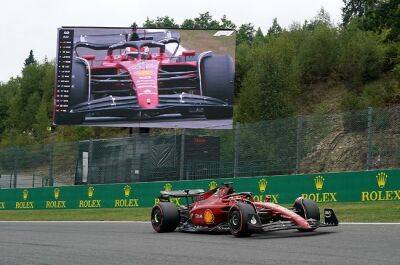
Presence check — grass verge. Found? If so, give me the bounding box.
[0,201,398,222]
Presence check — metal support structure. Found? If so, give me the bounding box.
[366,107,373,170]
[295,115,303,174]
[48,145,54,186]
[234,123,240,178]
[180,129,186,180]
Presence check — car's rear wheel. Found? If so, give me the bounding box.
[200,54,234,119]
[229,202,256,237]
[293,198,320,232]
[151,202,180,233]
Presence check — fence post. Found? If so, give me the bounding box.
[234,123,240,178]
[366,107,373,170]
[48,144,54,186]
[179,129,185,180]
[32,173,35,188]
[296,115,303,174]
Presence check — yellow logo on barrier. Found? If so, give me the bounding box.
[54,188,60,200]
[314,176,324,191]
[22,189,29,200]
[164,183,172,192]
[361,172,399,201]
[208,181,218,190]
[88,186,95,198]
[258,179,267,193]
[124,185,131,197]
[376,172,387,189]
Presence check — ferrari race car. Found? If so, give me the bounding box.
[151,183,338,237]
[62,29,234,124]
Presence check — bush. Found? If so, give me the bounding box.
[337,24,385,88]
[295,25,339,83]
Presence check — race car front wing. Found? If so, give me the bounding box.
[69,93,231,117]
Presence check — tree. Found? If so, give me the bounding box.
[267,18,283,37]
[181,19,195,29]
[342,0,376,26]
[254,27,264,43]
[237,23,255,45]
[342,0,400,40]
[24,50,36,66]
[143,16,178,28]
[194,12,220,29]
[220,15,236,29]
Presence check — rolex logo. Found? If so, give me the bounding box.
[88,186,95,198]
[164,183,172,192]
[258,179,267,193]
[376,172,388,189]
[314,176,324,191]
[54,188,60,200]
[124,185,131,197]
[22,189,29,200]
[208,181,218,190]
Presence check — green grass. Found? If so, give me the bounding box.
[0,201,398,222]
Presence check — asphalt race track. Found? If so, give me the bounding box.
[0,222,399,265]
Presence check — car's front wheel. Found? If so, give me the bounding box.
[229,202,256,237]
[293,198,320,232]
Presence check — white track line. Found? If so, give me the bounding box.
[341,222,400,225]
[0,221,399,225]
[0,221,151,223]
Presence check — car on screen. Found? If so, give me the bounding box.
[62,29,234,124]
[151,183,339,237]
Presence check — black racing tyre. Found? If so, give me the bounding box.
[68,59,88,124]
[293,198,320,232]
[228,202,256,237]
[200,54,234,105]
[151,202,180,233]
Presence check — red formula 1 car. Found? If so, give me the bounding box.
[151,183,338,237]
[61,29,234,124]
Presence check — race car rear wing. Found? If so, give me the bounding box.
[159,189,205,200]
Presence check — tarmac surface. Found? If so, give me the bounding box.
[0,222,399,265]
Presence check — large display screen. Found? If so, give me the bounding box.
[53,27,236,129]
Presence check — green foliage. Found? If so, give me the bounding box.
[336,23,384,88]
[24,50,37,66]
[295,24,339,83]
[237,38,297,122]
[143,16,178,28]
[236,23,255,45]
[267,18,282,38]
[342,0,400,41]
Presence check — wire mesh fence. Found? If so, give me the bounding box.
[1,106,400,188]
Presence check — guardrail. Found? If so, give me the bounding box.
[0,169,398,210]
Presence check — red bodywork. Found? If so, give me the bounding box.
[188,185,311,230]
[82,46,198,109]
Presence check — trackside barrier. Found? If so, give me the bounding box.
[0,169,399,210]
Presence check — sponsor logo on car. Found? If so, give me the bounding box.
[203,209,215,224]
